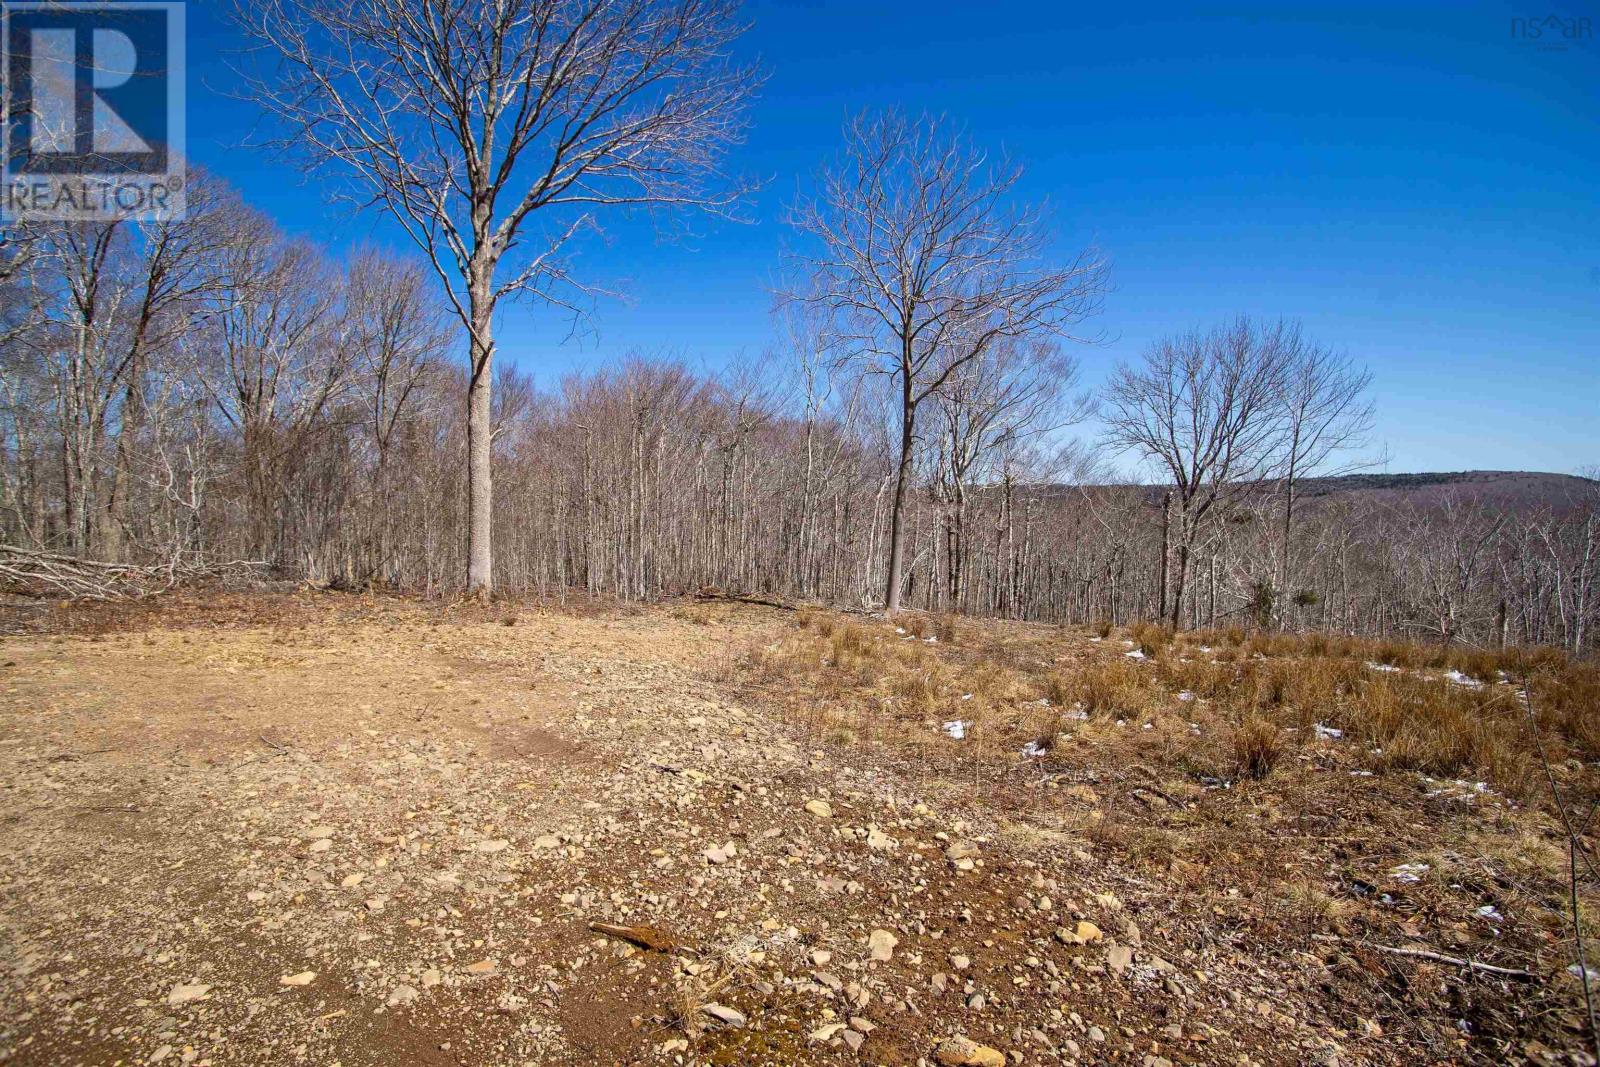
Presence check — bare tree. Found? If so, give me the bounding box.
[1100,317,1290,629]
[1273,326,1377,617]
[786,110,1104,611]
[932,336,1085,609]
[236,0,760,595]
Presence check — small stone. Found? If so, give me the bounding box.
[701,1003,746,1028]
[809,1022,848,1042]
[386,985,419,1008]
[866,827,893,849]
[476,839,509,853]
[950,954,970,970]
[703,842,735,865]
[868,928,898,962]
[165,983,211,1007]
[804,799,834,818]
[340,873,364,889]
[307,839,332,853]
[945,840,980,862]
[934,1035,1006,1067]
[1106,943,1133,975]
[464,959,496,974]
[811,949,833,966]
[1087,1025,1107,1043]
[279,971,317,987]
[420,968,442,989]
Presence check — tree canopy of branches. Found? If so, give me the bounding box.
[786,110,1105,611]
[235,0,761,595]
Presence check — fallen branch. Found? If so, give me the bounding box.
[1313,934,1534,980]
[589,921,684,953]
[0,544,267,601]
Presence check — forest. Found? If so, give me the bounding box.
[0,0,1594,659]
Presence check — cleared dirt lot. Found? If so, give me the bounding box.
[0,593,1588,1066]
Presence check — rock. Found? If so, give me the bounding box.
[307,838,332,853]
[420,968,442,989]
[340,873,364,888]
[701,1003,747,1028]
[386,985,419,1007]
[804,799,834,818]
[166,983,211,1007]
[246,890,267,902]
[476,839,509,853]
[866,826,893,849]
[703,842,736,864]
[945,840,980,863]
[1065,785,1099,804]
[950,953,970,970]
[364,897,385,912]
[809,1022,848,1042]
[1106,943,1133,975]
[279,971,317,987]
[934,1035,1007,1067]
[464,959,496,974]
[868,928,899,962]
[843,1029,865,1051]
[850,1016,876,1033]
[534,834,561,849]
[811,949,833,966]
[1087,1025,1106,1043]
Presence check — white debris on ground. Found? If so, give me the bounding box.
[1313,723,1344,741]
[942,719,971,740]
[1475,904,1505,922]
[1390,862,1431,883]
[1124,649,1147,660]
[1020,740,1048,758]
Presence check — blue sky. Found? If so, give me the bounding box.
[186,1,1597,474]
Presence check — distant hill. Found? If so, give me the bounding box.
[1296,470,1598,513]
[1009,470,1598,516]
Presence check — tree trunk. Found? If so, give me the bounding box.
[883,373,915,612]
[465,266,495,598]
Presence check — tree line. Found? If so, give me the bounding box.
[0,0,1592,655]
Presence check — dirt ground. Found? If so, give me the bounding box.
[0,593,1589,1066]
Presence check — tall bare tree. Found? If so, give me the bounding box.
[786,110,1104,611]
[1100,317,1290,629]
[1273,326,1377,615]
[236,0,759,595]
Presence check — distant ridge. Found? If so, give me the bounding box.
[1295,470,1598,512]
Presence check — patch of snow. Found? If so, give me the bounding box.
[1088,636,1103,643]
[1475,904,1504,922]
[1390,862,1430,883]
[1570,964,1600,982]
[1349,769,1375,777]
[1366,661,1402,673]
[1313,723,1344,741]
[894,626,905,635]
[1195,645,1212,653]
[942,720,971,740]
[1021,740,1048,758]
[1177,690,1195,702]
[1141,722,1154,731]
[1124,649,1147,660]
[924,635,938,643]
[1443,669,1483,689]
